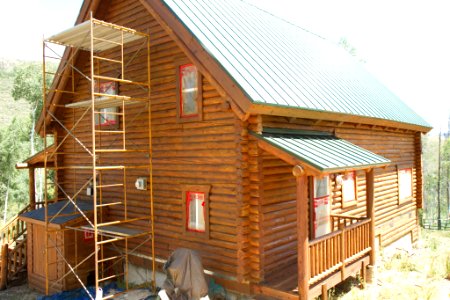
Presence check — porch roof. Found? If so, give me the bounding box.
[251,128,391,174]
[15,144,56,169]
[19,200,93,226]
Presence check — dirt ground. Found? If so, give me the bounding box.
[0,281,154,300]
[338,229,450,300]
[0,283,42,300]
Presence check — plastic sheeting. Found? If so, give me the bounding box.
[162,248,209,300]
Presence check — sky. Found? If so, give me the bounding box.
[1,0,449,133]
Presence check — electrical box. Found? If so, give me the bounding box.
[135,177,148,190]
[86,185,94,196]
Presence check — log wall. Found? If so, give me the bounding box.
[54,0,243,281]
[260,152,297,279]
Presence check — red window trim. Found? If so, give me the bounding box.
[181,184,210,239]
[186,191,206,233]
[179,63,199,118]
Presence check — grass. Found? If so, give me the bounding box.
[336,229,450,300]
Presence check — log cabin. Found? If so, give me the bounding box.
[17,0,432,299]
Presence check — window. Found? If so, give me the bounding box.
[312,176,331,238]
[182,185,210,236]
[177,63,202,122]
[187,191,205,232]
[341,171,357,208]
[95,81,119,128]
[398,168,412,204]
[95,107,118,127]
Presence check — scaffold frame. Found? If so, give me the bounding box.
[42,13,154,299]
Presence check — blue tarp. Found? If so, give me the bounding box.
[37,282,122,300]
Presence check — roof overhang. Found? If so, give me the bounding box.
[15,145,56,169]
[19,200,93,229]
[249,103,432,134]
[251,128,391,176]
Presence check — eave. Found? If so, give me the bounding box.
[249,103,432,134]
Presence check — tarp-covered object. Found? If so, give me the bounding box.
[162,248,209,300]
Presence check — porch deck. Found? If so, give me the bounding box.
[254,217,371,299]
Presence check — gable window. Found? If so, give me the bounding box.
[398,168,412,204]
[340,171,357,208]
[177,63,202,122]
[182,185,210,236]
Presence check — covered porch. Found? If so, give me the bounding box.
[250,129,390,299]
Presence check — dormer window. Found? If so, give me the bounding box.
[177,63,202,122]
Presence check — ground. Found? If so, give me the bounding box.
[1,229,448,300]
[335,229,450,300]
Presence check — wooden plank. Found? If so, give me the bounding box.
[253,285,299,300]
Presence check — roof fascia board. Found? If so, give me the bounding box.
[249,103,432,133]
[139,0,251,119]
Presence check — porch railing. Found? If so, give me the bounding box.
[0,204,32,245]
[331,214,366,231]
[309,217,371,285]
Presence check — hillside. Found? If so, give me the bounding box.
[0,59,31,128]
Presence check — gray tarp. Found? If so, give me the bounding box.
[162,248,209,300]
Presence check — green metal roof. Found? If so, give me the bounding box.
[251,129,391,172]
[162,0,431,129]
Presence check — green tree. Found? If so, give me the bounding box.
[0,117,30,221]
[422,134,450,228]
[11,62,46,155]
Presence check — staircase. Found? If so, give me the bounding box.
[0,205,31,289]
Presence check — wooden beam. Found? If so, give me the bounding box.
[0,243,7,290]
[366,169,376,266]
[295,172,309,300]
[321,284,328,300]
[249,103,431,133]
[252,284,299,300]
[29,168,36,210]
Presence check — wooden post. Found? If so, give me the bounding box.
[321,284,328,300]
[365,169,375,266]
[0,243,8,290]
[29,168,36,209]
[294,165,309,300]
[340,228,346,281]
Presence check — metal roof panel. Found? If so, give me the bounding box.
[162,0,431,129]
[252,130,391,172]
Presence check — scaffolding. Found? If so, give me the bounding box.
[42,14,154,299]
